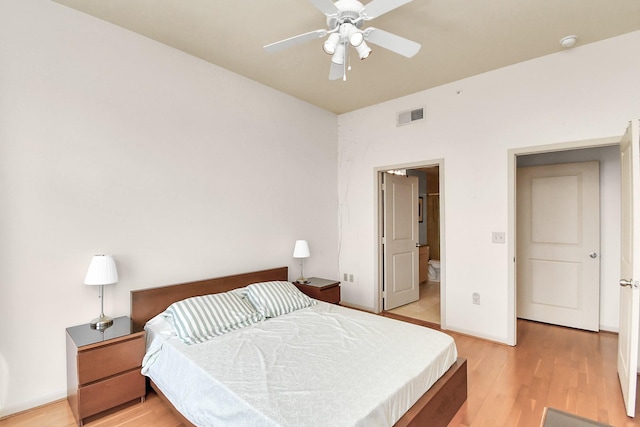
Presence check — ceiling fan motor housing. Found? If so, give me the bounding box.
[327,0,365,29]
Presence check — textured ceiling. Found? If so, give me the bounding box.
[52,0,640,114]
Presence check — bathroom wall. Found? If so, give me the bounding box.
[407,169,427,244]
[425,167,440,260]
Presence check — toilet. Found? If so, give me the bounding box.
[428,260,440,282]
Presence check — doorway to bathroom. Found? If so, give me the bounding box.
[377,160,444,326]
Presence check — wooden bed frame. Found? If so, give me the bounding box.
[130,266,467,427]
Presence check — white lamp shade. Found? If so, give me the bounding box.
[84,255,118,285]
[292,240,310,258]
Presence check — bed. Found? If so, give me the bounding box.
[131,267,467,427]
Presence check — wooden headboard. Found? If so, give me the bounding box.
[130,266,288,331]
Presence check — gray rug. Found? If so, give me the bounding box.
[542,408,612,427]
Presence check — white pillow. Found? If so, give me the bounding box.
[165,291,263,345]
[245,281,316,318]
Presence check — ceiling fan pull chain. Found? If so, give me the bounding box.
[343,42,348,81]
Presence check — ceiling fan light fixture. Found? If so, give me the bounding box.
[331,42,346,64]
[263,0,420,81]
[347,26,364,46]
[323,33,340,55]
[356,41,372,60]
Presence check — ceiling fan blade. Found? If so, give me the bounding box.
[307,0,340,16]
[264,29,328,53]
[329,62,344,80]
[364,27,421,58]
[361,0,413,20]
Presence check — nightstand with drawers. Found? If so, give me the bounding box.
[66,316,146,426]
[294,277,341,304]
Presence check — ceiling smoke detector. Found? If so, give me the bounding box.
[560,35,577,49]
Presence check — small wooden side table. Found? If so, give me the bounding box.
[66,316,146,426]
[294,277,341,304]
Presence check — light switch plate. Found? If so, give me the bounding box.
[492,232,505,243]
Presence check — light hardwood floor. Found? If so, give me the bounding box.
[386,280,440,324]
[450,320,640,427]
[2,319,639,427]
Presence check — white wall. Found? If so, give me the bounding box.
[0,0,338,416]
[337,31,640,343]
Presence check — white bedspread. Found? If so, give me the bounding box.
[142,302,457,427]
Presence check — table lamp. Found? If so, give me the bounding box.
[293,240,310,284]
[84,254,118,330]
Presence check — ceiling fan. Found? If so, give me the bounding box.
[263,0,421,81]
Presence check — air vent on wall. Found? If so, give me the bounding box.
[396,107,425,127]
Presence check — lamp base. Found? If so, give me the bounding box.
[296,277,310,285]
[90,315,113,331]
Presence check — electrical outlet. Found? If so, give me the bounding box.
[472,292,480,305]
[349,274,354,282]
[343,273,348,281]
[492,232,505,244]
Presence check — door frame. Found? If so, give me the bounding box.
[507,136,621,345]
[374,158,446,327]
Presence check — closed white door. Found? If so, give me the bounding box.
[383,172,419,310]
[517,161,600,331]
[617,120,640,418]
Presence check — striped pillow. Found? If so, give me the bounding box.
[165,291,263,345]
[245,281,316,318]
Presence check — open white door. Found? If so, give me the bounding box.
[383,172,419,310]
[618,119,640,418]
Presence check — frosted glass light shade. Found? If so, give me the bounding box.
[292,240,310,258]
[84,255,118,285]
[356,41,372,59]
[323,32,340,55]
[348,26,364,47]
[331,43,346,65]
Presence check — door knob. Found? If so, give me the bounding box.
[589,252,597,258]
[620,279,637,288]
